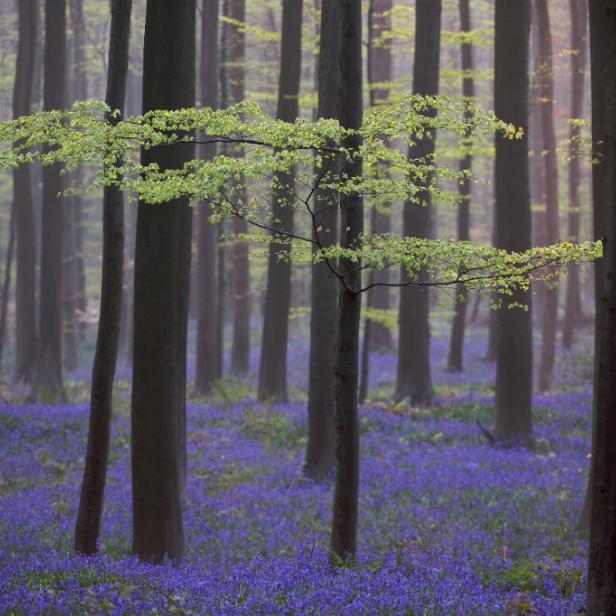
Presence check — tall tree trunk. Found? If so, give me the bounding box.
[74,0,131,556]
[562,0,588,349]
[0,210,15,378]
[258,0,303,402]
[35,0,67,402]
[131,0,195,563]
[536,0,560,394]
[228,0,250,376]
[195,0,221,395]
[447,0,474,373]
[395,0,441,406]
[303,0,340,479]
[493,0,533,447]
[13,0,38,385]
[586,3,616,612]
[330,0,363,562]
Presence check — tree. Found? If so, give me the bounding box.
[395,0,441,406]
[131,0,195,563]
[303,0,340,479]
[74,0,132,556]
[492,0,533,446]
[536,0,559,393]
[195,0,221,395]
[35,0,67,402]
[13,0,38,385]
[258,0,303,403]
[562,0,588,349]
[446,0,475,373]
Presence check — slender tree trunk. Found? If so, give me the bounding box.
[493,0,533,447]
[258,0,303,402]
[536,0,560,394]
[447,0,474,373]
[131,0,195,563]
[74,0,131,556]
[13,0,38,385]
[35,0,67,402]
[562,0,588,349]
[395,0,441,406]
[0,210,15,378]
[195,0,221,395]
[586,3,616,612]
[228,0,250,376]
[331,0,363,562]
[303,0,340,479]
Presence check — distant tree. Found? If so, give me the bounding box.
[13,0,38,385]
[74,0,132,556]
[35,0,67,401]
[195,0,221,395]
[131,0,195,563]
[492,0,533,446]
[446,0,474,373]
[258,0,303,402]
[395,0,441,406]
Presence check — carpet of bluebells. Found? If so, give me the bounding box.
[0,320,593,615]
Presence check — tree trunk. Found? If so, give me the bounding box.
[330,0,363,562]
[74,0,131,556]
[258,0,303,402]
[131,0,195,563]
[447,0,474,373]
[0,210,15,378]
[395,0,441,406]
[13,0,38,386]
[35,0,67,402]
[303,0,340,480]
[493,0,533,447]
[195,0,221,395]
[562,0,587,349]
[536,0,560,394]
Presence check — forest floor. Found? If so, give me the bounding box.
[0,322,593,615]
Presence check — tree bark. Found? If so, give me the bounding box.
[13,0,38,385]
[395,0,441,406]
[74,0,131,556]
[258,0,303,402]
[493,0,533,447]
[0,210,15,378]
[131,0,195,563]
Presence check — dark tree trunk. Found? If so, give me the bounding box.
[395,0,441,406]
[447,0,474,373]
[536,0,559,394]
[258,0,303,402]
[562,0,587,349]
[35,0,67,402]
[587,3,616,612]
[493,0,533,447]
[228,0,250,376]
[0,210,15,378]
[195,0,221,395]
[74,0,131,556]
[13,0,38,385]
[131,0,195,563]
[330,0,363,562]
[303,0,340,480]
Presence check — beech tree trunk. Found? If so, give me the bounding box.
[536,0,560,394]
[493,0,533,447]
[258,0,303,402]
[195,0,221,395]
[303,0,340,479]
[74,0,131,556]
[330,0,363,561]
[447,0,474,373]
[35,0,67,402]
[131,0,195,563]
[13,0,38,385]
[395,0,441,406]
[0,210,15,378]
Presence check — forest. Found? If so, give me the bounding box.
[0,0,614,613]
